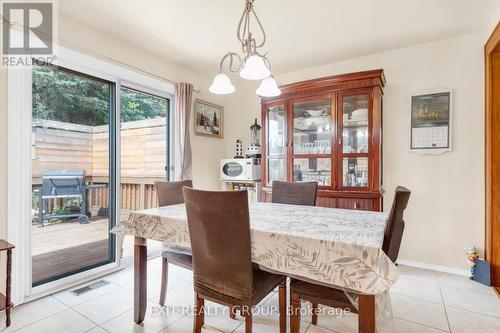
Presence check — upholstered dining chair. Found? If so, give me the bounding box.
[271,181,318,206]
[289,186,411,333]
[183,188,287,333]
[155,180,193,306]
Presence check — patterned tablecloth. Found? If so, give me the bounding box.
[111,202,398,295]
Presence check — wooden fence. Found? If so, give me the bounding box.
[32,118,167,216]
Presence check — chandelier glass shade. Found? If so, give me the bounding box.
[210,0,280,97]
[209,73,235,94]
[240,54,270,80]
[256,76,281,97]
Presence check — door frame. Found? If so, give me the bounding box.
[7,43,175,304]
[485,21,500,293]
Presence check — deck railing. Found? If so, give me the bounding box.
[117,181,159,210]
[32,180,161,222]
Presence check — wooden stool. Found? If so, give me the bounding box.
[0,240,14,327]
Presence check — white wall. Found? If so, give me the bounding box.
[224,32,485,270]
[489,8,500,32]
[223,79,263,156]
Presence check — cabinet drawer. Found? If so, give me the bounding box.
[336,198,373,211]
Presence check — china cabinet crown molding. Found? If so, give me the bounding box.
[261,69,385,101]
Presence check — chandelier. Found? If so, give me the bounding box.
[209,0,281,97]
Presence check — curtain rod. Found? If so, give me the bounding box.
[0,14,201,93]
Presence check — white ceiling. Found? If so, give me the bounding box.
[59,0,498,76]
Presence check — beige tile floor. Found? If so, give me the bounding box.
[1,260,499,333]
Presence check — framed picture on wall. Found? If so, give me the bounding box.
[410,90,452,154]
[194,99,223,139]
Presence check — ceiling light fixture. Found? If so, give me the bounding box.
[209,0,280,97]
[256,76,281,97]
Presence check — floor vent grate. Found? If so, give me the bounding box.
[72,280,110,296]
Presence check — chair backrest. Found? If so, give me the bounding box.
[271,181,318,206]
[382,186,411,263]
[183,188,254,301]
[155,180,193,206]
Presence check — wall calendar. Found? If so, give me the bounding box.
[410,91,452,154]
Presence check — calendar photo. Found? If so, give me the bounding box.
[410,91,451,151]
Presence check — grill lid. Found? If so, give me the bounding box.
[42,169,85,179]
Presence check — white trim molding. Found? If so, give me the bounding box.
[397,259,470,276]
[7,65,33,305]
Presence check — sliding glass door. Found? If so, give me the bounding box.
[119,86,170,260]
[31,63,116,286]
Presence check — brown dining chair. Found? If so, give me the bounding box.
[155,180,193,306]
[183,188,287,333]
[382,186,412,263]
[289,186,411,333]
[271,180,318,315]
[271,181,318,206]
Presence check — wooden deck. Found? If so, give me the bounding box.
[32,217,109,256]
[32,240,109,284]
[32,217,110,284]
[31,214,164,284]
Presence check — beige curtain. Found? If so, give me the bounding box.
[174,82,193,180]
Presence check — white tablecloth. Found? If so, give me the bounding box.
[111,202,398,295]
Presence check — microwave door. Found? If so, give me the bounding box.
[223,162,244,178]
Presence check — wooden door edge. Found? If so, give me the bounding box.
[485,20,500,287]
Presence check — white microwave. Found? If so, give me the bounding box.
[220,158,261,181]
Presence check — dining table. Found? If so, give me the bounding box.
[111,201,399,333]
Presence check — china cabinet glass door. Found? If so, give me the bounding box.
[292,96,333,187]
[339,92,371,189]
[266,104,286,184]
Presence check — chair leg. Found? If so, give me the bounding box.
[245,312,253,333]
[278,281,286,333]
[290,291,301,333]
[5,308,10,327]
[193,293,205,333]
[159,257,168,306]
[311,302,318,325]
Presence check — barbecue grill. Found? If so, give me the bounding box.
[36,169,107,227]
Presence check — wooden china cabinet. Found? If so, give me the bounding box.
[260,69,385,211]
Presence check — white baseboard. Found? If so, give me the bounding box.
[397,259,470,277]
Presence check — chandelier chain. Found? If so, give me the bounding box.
[237,0,266,56]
